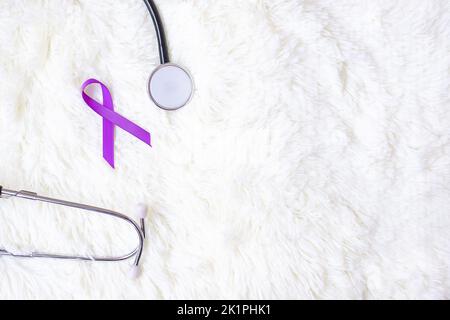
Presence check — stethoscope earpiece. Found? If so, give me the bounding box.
[148,63,193,111]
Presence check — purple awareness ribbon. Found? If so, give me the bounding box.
[81,79,151,168]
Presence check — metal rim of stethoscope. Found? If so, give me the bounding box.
[148,63,194,111]
[0,186,146,277]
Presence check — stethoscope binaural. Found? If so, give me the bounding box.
[144,0,194,111]
[0,0,189,277]
[0,186,147,279]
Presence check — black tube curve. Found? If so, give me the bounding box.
[143,0,170,64]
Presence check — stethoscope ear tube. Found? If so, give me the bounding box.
[0,185,146,278]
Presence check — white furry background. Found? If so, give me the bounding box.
[0,0,449,300]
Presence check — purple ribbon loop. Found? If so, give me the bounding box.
[81,79,151,168]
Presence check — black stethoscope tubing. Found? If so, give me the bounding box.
[143,0,170,65]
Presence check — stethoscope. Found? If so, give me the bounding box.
[0,186,147,278]
[0,0,189,277]
[144,0,194,111]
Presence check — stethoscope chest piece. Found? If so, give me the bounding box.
[148,63,193,111]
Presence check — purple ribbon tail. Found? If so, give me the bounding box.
[103,117,115,168]
[101,81,115,168]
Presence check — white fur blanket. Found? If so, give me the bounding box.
[0,0,449,299]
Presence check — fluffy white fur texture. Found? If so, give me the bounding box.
[0,0,449,300]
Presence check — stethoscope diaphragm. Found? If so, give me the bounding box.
[148,63,193,111]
